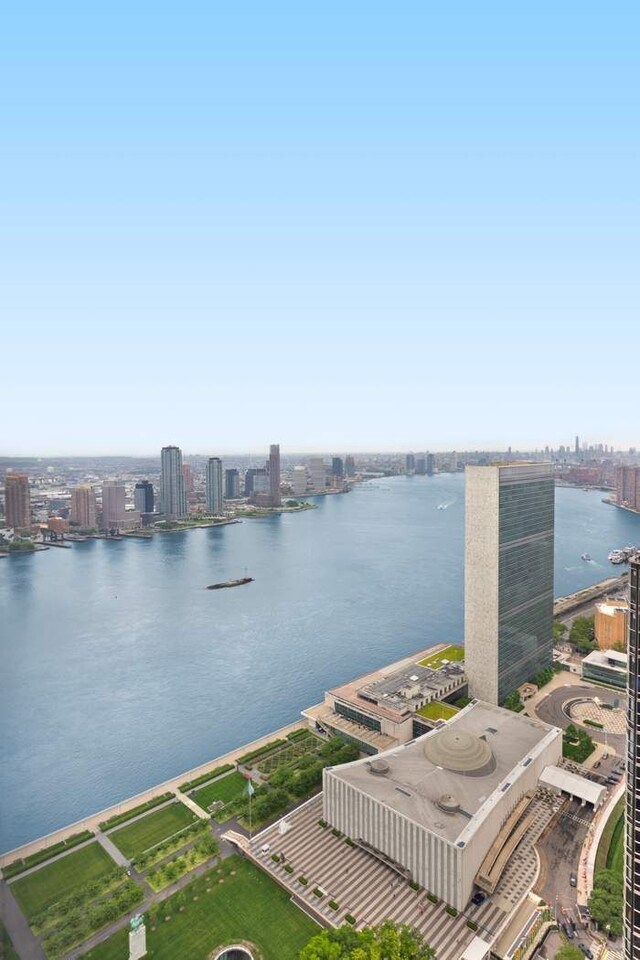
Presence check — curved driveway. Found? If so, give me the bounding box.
[534,684,626,753]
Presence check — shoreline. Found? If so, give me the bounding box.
[0,716,308,867]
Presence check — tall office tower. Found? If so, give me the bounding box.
[307,457,327,492]
[345,455,356,478]
[71,484,97,528]
[625,556,640,960]
[4,472,31,531]
[244,468,257,497]
[291,466,307,496]
[160,445,187,518]
[205,458,223,515]
[268,444,281,507]
[415,458,426,475]
[134,480,154,514]
[426,453,435,476]
[182,463,194,499]
[101,481,127,529]
[224,468,240,500]
[464,463,555,704]
[332,457,344,479]
[575,435,580,455]
[406,453,416,474]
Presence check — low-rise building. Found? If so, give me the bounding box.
[581,648,627,690]
[303,645,466,753]
[323,701,562,911]
[595,599,629,650]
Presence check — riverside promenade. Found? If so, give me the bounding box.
[0,718,306,868]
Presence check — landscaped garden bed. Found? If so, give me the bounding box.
[80,856,318,960]
[109,802,200,860]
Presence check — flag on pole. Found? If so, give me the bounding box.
[245,780,255,797]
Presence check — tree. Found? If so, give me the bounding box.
[589,869,623,937]
[553,621,568,641]
[555,945,584,960]
[299,921,435,960]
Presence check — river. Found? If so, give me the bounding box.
[1,476,639,852]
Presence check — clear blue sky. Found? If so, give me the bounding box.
[2,3,638,455]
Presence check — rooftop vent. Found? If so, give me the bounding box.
[369,758,390,776]
[437,793,461,815]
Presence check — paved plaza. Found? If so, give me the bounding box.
[250,796,508,960]
[569,701,626,736]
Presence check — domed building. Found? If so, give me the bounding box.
[323,700,561,911]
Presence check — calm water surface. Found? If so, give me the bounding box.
[2,476,639,851]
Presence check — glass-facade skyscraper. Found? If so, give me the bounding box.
[205,458,223,515]
[464,462,555,704]
[160,445,187,519]
[625,556,640,960]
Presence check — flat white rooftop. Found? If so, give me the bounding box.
[326,701,560,843]
[539,764,606,808]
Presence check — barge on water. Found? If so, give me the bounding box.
[206,577,254,590]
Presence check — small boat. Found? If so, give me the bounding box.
[207,577,254,590]
[581,554,592,562]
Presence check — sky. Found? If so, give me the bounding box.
[1,3,638,455]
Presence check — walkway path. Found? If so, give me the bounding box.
[96,833,130,869]
[581,781,625,906]
[0,882,46,960]
[65,851,223,959]
[1,718,307,869]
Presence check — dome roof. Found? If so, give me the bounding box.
[423,729,494,776]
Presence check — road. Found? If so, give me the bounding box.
[535,798,592,910]
[535,685,626,758]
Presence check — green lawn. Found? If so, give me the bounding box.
[596,796,625,873]
[192,771,249,812]
[109,802,199,860]
[416,701,459,721]
[10,842,115,920]
[606,810,625,875]
[82,855,318,960]
[418,644,464,670]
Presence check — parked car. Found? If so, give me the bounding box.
[570,873,577,887]
[579,945,594,959]
[562,923,575,940]
[594,761,601,768]
[471,891,487,906]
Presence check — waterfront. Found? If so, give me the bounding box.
[2,476,640,852]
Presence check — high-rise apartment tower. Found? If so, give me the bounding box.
[4,472,31,531]
[160,446,187,519]
[206,458,224,515]
[464,463,555,704]
[134,481,154,514]
[225,468,240,500]
[101,481,127,530]
[268,444,281,507]
[625,556,640,960]
[71,484,97,529]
